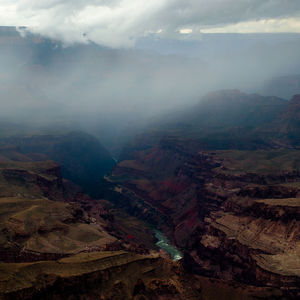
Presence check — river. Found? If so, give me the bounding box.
[153,228,183,261]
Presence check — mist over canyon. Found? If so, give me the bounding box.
[0,7,300,299]
[1,27,300,154]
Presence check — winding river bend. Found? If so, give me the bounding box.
[153,228,183,261]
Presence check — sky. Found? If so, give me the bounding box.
[0,0,299,47]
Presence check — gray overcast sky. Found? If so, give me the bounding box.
[0,0,300,47]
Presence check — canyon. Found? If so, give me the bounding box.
[0,132,284,299]
[0,26,300,299]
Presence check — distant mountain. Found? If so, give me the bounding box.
[264,94,300,147]
[261,74,300,99]
[177,89,286,129]
[120,90,292,160]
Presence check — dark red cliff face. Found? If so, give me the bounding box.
[110,143,300,297]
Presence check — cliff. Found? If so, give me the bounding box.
[110,143,300,298]
[0,251,285,300]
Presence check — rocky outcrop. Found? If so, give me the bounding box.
[0,163,65,200]
[176,152,300,297]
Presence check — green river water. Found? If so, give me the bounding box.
[153,228,183,261]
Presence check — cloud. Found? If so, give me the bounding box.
[0,0,300,47]
[201,17,300,33]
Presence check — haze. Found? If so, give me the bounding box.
[0,0,300,154]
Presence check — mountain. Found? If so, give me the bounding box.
[120,90,300,163]
[261,74,300,99]
[119,90,284,161]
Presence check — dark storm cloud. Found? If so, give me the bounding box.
[0,0,300,47]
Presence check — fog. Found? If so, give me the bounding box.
[1,27,300,154]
